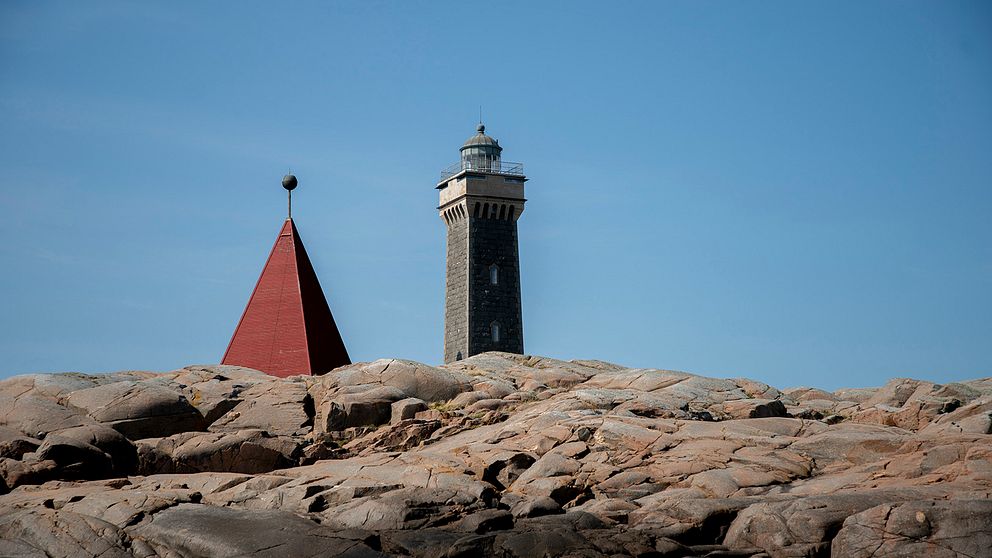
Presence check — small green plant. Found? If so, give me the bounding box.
[429,401,454,413]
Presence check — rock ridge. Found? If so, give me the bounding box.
[0,352,989,557]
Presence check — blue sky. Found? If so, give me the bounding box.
[1,1,990,389]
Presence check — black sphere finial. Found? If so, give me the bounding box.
[282,174,298,191]
[477,123,485,134]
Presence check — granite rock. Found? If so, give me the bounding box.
[0,353,989,557]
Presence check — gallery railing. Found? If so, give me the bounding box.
[440,160,524,180]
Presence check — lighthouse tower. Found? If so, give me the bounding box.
[437,124,527,363]
[221,175,350,377]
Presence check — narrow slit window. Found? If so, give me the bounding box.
[489,264,499,285]
[491,322,501,343]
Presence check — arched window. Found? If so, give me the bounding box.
[489,264,499,285]
[490,322,501,343]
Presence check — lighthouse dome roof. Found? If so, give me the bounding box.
[461,123,502,152]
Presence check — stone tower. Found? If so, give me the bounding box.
[438,123,527,363]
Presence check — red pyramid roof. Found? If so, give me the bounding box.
[221,218,350,377]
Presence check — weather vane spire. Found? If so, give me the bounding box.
[282,173,298,219]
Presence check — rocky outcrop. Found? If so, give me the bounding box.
[136,429,299,475]
[209,379,313,436]
[65,381,205,439]
[0,353,989,557]
[831,499,992,557]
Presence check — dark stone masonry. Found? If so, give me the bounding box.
[443,215,468,363]
[467,207,523,357]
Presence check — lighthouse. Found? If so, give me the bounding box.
[437,124,527,363]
